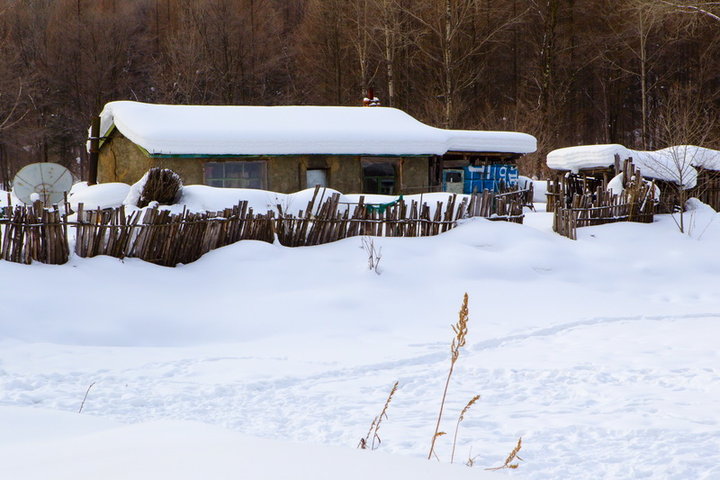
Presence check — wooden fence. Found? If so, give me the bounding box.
[1,187,528,267]
[546,157,701,217]
[0,202,69,264]
[692,168,720,212]
[553,183,655,240]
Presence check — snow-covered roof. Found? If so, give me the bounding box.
[657,145,720,171]
[546,144,630,173]
[98,101,536,157]
[545,143,720,189]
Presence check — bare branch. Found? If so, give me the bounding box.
[658,0,720,21]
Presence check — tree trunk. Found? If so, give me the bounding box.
[639,10,649,150]
[443,0,453,128]
[383,1,395,107]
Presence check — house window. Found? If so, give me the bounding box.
[306,168,328,188]
[204,161,267,189]
[362,158,398,194]
[442,169,464,194]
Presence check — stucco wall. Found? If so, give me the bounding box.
[97,133,430,194]
[268,156,302,192]
[401,157,430,193]
[97,132,152,184]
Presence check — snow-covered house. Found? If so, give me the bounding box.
[95,101,536,194]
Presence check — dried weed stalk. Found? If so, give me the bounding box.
[450,394,480,463]
[428,293,470,460]
[358,380,399,450]
[361,236,382,274]
[486,437,524,471]
[465,447,479,467]
[78,381,96,413]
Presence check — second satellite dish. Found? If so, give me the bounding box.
[13,162,73,205]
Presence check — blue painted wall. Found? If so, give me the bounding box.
[463,164,518,193]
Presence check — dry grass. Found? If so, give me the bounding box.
[361,236,382,274]
[465,447,479,467]
[358,380,399,450]
[428,293,470,460]
[358,293,524,471]
[486,437,524,471]
[450,394,481,463]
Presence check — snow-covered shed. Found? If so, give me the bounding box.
[546,143,720,211]
[95,101,536,194]
[545,143,720,187]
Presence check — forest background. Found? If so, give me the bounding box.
[0,0,718,188]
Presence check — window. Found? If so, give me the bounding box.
[204,161,267,189]
[362,158,398,194]
[442,169,465,194]
[306,169,328,188]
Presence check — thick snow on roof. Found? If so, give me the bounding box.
[546,143,718,189]
[657,145,720,171]
[546,144,631,173]
[99,101,536,156]
[632,148,697,189]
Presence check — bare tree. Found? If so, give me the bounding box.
[156,0,284,105]
[403,0,524,128]
[0,0,717,183]
[641,86,717,233]
[658,1,720,22]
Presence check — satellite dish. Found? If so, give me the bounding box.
[12,162,74,205]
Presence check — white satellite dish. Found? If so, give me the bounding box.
[12,162,74,205]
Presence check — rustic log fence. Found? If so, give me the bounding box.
[0,201,69,264]
[546,157,700,217]
[0,187,528,267]
[553,182,656,240]
[691,168,720,212]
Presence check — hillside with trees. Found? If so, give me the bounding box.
[0,0,718,186]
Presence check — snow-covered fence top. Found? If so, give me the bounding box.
[547,144,720,189]
[98,101,537,157]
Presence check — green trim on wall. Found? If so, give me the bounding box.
[98,124,116,150]
[135,143,152,157]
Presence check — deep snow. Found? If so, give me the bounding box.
[1,186,720,479]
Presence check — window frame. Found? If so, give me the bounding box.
[305,168,330,189]
[361,157,399,194]
[204,160,268,189]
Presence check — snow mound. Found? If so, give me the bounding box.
[0,408,502,480]
[68,182,131,211]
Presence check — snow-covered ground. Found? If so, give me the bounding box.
[1,186,720,479]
